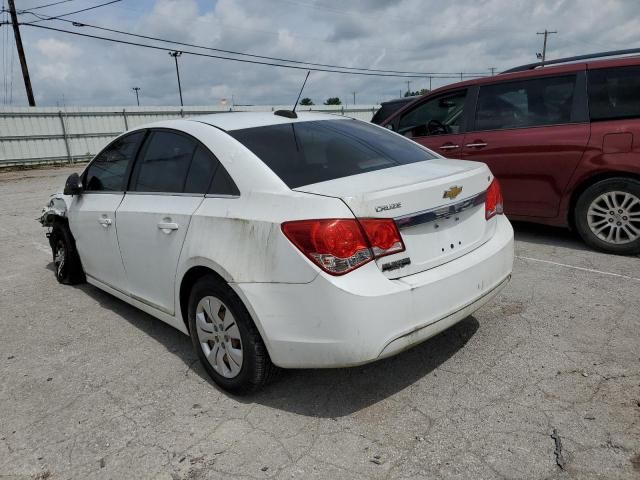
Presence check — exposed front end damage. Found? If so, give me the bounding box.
[39,193,70,227]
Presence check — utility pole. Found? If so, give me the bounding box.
[132,87,140,106]
[489,67,496,76]
[7,0,35,106]
[536,29,557,66]
[405,80,411,96]
[169,51,183,106]
[352,91,356,104]
[427,76,432,91]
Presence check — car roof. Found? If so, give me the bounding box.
[186,111,348,131]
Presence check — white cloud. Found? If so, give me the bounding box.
[9,0,640,106]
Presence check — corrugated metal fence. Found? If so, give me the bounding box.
[0,104,380,167]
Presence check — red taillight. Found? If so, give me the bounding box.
[359,219,404,258]
[282,218,405,275]
[485,179,504,220]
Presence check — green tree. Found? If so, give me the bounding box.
[403,89,429,97]
[323,97,342,105]
[300,97,314,106]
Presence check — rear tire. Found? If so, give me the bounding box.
[574,177,640,255]
[188,275,277,394]
[50,222,85,284]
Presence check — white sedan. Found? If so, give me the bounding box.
[40,111,514,393]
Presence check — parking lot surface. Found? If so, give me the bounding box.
[1,165,639,480]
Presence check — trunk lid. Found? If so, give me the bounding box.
[295,159,496,278]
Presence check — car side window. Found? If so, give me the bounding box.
[84,131,144,191]
[588,66,640,121]
[184,146,218,194]
[208,161,240,196]
[130,131,198,193]
[397,90,467,137]
[475,75,576,131]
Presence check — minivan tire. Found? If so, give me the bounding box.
[188,275,278,394]
[50,222,85,284]
[575,177,640,255]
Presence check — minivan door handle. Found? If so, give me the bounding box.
[465,142,488,148]
[157,221,179,233]
[439,143,460,151]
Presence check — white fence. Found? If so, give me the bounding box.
[0,104,380,167]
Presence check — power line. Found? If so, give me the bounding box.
[16,22,487,79]
[15,9,488,78]
[25,0,121,23]
[23,0,79,11]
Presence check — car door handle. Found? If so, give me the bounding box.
[97,217,112,227]
[439,144,460,150]
[465,142,488,148]
[157,221,179,232]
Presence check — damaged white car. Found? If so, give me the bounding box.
[40,112,514,393]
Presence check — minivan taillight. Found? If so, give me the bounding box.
[282,218,405,275]
[485,179,504,220]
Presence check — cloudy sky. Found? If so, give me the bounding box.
[1,0,638,106]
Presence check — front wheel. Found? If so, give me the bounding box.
[575,178,640,255]
[187,275,277,394]
[50,223,85,284]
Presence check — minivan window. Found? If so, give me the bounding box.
[589,66,640,121]
[84,131,144,191]
[397,90,466,137]
[229,119,436,189]
[130,131,198,193]
[475,75,576,131]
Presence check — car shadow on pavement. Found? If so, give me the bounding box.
[511,220,591,252]
[53,263,478,417]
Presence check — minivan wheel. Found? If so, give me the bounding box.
[50,223,85,284]
[187,275,277,394]
[575,178,640,255]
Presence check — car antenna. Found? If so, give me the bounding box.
[274,71,310,119]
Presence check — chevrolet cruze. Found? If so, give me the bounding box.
[40,112,514,393]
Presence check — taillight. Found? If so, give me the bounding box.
[282,218,405,275]
[485,179,504,220]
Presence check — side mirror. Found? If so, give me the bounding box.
[63,173,83,196]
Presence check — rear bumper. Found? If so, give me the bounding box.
[235,215,514,368]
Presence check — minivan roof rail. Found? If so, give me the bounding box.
[502,48,640,74]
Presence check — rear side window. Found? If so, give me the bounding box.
[84,131,144,191]
[589,66,640,121]
[475,75,576,131]
[184,146,217,194]
[229,119,435,188]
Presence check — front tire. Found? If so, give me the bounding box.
[575,178,640,255]
[50,223,85,284]
[187,275,277,394]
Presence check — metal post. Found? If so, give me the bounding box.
[7,0,36,106]
[58,111,72,163]
[169,51,183,106]
[122,108,128,130]
[132,87,140,106]
[537,29,557,66]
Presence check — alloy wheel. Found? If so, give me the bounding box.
[587,190,640,245]
[195,296,243,378]
[54,240,66,280]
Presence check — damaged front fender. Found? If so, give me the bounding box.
[39,193,71,227]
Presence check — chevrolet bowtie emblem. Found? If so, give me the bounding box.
[443,186,463,200]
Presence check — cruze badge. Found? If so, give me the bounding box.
[443,186,463,200]
[375,202,401,213]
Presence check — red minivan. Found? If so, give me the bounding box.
[381,53,640,255]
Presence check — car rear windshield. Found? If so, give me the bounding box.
[228,119,436,188]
